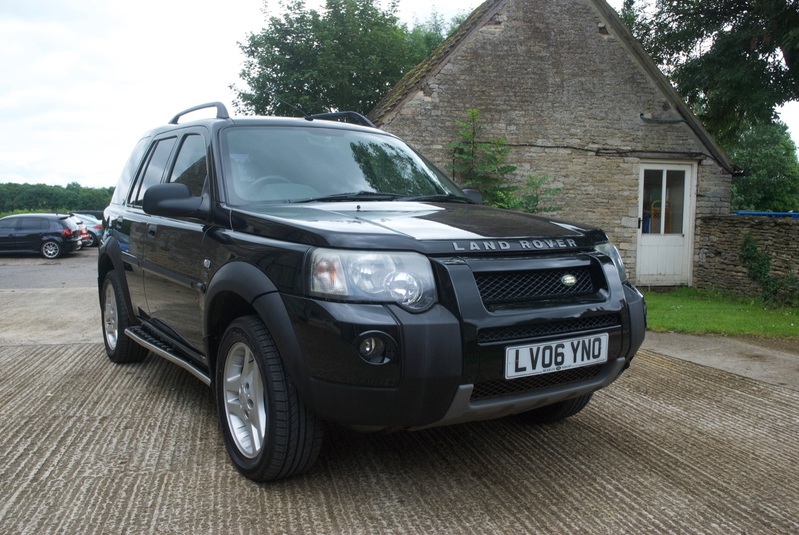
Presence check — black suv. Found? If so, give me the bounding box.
[98,102,645,481]
[0,213,83,259]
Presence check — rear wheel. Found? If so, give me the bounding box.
[40,240,62,259]
[101,271,148,363]
[216,315,324,482]
[518,393,593,424]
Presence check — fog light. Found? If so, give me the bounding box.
[357,332,396,365]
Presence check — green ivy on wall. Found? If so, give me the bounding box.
[740,233,799,306]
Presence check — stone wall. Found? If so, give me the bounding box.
[375,0,732,282]
[695,215,799,296]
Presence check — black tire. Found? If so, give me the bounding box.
[518,393,593,424]
[85,232,98,247]
[40,240,62,259]
[101,271,148,363]
[215,315,324,482]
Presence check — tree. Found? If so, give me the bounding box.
[625,0,799,146]
[728,121,799,212]
[234,0,446,116]
[448,109,560,213]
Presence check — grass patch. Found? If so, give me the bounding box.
[643,287,799,339]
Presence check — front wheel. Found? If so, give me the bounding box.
[215,316,324,481]
[517,393,593,424]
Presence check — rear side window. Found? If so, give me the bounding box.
[131,137,177,206]
[18,217,47,231]
[111,137,150,206]
[169,134,207,197]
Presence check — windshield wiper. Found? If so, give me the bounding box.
[291,191,400,203]
[398,193,471,203]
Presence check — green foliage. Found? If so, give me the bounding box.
[740,234,799,306]
[0,182,112,217]
[626,0,799,147]
[448,109,517,206]
[728,121,799,212]
[643,286,799,338]
[448,109,560,213]
[234,0,447,115]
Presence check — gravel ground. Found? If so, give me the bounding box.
[1,249,798,534]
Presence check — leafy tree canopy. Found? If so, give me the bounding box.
[233,0,448,116]
[728,121,799,212]
[622,0,799,146]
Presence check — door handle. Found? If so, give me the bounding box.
[147,224,157,238]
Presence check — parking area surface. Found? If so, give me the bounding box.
[1,251,798,534]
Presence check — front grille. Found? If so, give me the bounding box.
[471,364,603,401]
[474,267,594,308]
[478,314,620,344]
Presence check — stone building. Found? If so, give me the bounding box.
[369,0,735,286]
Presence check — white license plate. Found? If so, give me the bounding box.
[505,333,609,379]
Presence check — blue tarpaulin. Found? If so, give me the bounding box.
[734,211,798,218]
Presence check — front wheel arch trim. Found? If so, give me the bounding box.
[204,262,310,398]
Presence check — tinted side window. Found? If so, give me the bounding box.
[131,137,177,206]
[0,219,18,233]
[169,134,207,197]
[18,217,47,231]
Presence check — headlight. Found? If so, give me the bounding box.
[309,249,437,312]
[595,242,628,283]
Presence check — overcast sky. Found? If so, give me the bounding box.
[1,0,797,189]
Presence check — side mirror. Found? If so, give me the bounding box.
[462,188,484,204]
[143,183,206,218]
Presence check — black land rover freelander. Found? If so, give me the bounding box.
[98,102,646,481]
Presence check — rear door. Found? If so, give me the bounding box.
[16,217,48,252]
[119,135,178,318]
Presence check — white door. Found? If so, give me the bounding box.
[637,163,696,286]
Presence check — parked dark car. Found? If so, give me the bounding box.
[0,213,83,259]
[98,102,646,482]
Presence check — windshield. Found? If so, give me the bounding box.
[221,125,463,205]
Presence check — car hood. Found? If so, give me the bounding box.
[231,201,606,254]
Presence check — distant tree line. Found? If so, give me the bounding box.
[0,182,113,217]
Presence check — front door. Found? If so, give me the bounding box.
[0,217,18,251]
[637,163,696,286]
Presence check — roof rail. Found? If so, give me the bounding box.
[307,111,376,128]
[169,102,230,124]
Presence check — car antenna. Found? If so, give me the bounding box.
[275,99,313,121]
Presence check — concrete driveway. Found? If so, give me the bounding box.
[1,250,798,534]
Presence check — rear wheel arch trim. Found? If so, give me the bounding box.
[97,237,138,326]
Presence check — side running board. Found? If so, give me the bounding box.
[125,326,211,386]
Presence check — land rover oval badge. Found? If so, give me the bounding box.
[562,274,577,287]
